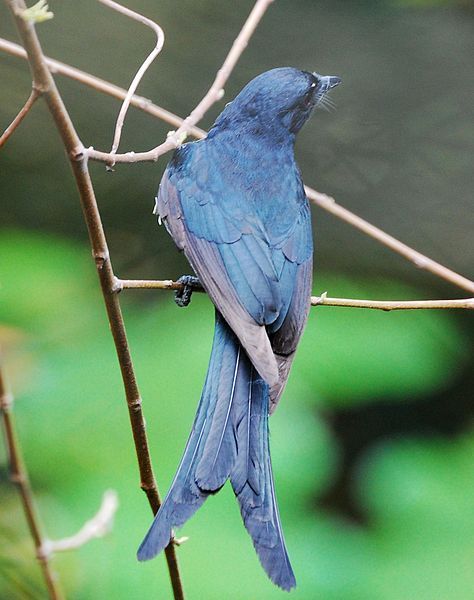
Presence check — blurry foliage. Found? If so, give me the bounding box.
[298,275,468,406]
[1,231,473,599]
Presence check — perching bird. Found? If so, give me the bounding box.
[137,67,341,590]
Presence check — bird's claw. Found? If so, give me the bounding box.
[174,275,201,307]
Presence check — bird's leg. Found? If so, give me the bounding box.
[174,275,202,307]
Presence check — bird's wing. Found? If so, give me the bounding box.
[156,143,312,387]
[269,257,313,413]
[157,168,278,385]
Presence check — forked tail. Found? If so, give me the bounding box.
[137,312,295,591]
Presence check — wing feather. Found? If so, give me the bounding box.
[158,174,279,385]
[156,142,313,391]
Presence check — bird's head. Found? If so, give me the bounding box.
[210,67,341,141]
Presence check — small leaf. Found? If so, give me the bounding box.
[21,0,54,24]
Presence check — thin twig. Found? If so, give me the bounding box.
[2,37,472,297]
[0,360,64,600]
[117,277,473,310]
[97,0,165,157]
[305,188,474,295]
[5,1,184,597]
[44,490,119,554]
[311,294,474,311]
[118,277,203,292]
[85,0,275,164]
[0,86,40,147]
[0,38,206,139]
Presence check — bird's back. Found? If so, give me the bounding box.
[162,135,312,333]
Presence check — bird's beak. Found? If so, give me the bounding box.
[321,75,342,92]
[313,73,342,93]
[327,76,342,89]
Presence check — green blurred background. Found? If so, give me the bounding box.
[1,0,474,598]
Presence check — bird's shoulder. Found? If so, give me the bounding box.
[157,137,310,261]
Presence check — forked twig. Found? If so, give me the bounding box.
[0,38,206,139]
[0,86,40,147]
[97,0,165,157]
[0,360,64,600]
[85,0,275,164]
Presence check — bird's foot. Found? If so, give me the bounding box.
[174,275,201,307]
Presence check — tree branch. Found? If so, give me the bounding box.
[0,86,40,147]
[0,38,206,139]
[4,1,184,597]
[97,0,165,158]
[44,490,119,555]
[116,277,473,310]
[311,293,474,311]
[85,0,275,164]
[1,37,471,297]
[305,188,474,295]
[118,277,203,292]
[0,359,64,600]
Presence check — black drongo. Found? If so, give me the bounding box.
[138,67,341,590]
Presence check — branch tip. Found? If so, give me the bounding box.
[98,0,165,155]
[172,536,189,546]
[47,490,119,554]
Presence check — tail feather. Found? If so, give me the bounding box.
[138,312,296,590]
[195,343,242,490]
[230,369,296,591]
[137,313,233,560]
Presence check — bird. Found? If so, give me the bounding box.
[137,67,341,591]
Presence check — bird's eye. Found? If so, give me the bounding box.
[302,86,315,108]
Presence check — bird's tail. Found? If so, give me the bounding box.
[137,312,295,591]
